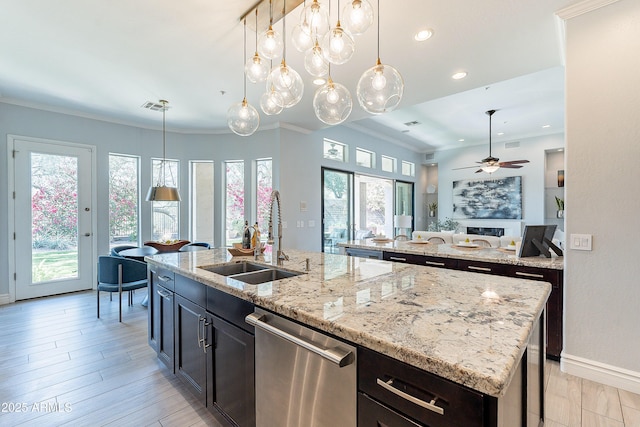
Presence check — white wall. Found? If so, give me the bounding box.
[428,133,565,231]
[562,0,640,391]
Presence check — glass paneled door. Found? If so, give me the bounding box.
[13,138,94,300]
[322,168,353,253]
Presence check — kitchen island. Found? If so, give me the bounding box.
[146,248,550,426]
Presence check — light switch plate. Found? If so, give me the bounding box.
[570,233,592,251]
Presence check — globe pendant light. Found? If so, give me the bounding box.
[313,73,352,125]
[300,0,330,37]
[268,0,304,108]
[146,100,181,202]
[322,19,355,64]
[342,0,374,35]
[356,0,403,114]
[228,18,260,136]
[292,1,313,52]
[261,83,284,115]
[257,0,283,60]
[246,9,270,83]
[304,38,329,76]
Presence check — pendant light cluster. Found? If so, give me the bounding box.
[227,0,403,136]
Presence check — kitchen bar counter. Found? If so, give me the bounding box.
[338,239,564,270]
[146,248,550,398]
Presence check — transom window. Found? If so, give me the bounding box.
[356,148,375,168]
[323,139,347,162]
[381,155,396,173]
[401,160,415,177]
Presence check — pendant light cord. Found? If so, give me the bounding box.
[377,0,380,60]
[255,9,258,53]
[489,111,493,157]
[282,0,286,60]
[243,18,247,99]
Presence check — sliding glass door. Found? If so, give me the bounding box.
[395,181,414,236]
[321,168,353,253]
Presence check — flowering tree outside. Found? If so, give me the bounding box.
[256,159,272,236]
[225,161,245,245]
[109,154,139,245]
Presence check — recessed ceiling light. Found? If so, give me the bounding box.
[313,78,326,85]
[414,29,434,41]
[403,120,421,127]
[558,148,564,152]
[497,132,504,136]
[542,124,551,128]
[451,71,467,80]
[401,130,410,133]
[458,139,465,142]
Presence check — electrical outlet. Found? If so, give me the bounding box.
[569,233,592,251]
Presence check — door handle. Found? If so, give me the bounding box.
[84,233,91,237]
[376,378,445,415]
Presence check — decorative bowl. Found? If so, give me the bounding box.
[228,243,266,257]
[144,240,190,252]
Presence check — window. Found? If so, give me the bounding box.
[151,158,180,241]
[256,159,273,236]
[323,139,346,162]
[354,174,394,237]
[381,155,396,173]
[401,160,415,177]
[225,160,245,247]
[356,148,375,168]
[189,161,214,245]
[109,154,139,247]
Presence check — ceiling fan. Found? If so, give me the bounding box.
[455,109,530,174]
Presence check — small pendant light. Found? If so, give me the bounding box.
[146,100,181,202]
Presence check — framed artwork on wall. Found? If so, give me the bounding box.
[452,176,522,219]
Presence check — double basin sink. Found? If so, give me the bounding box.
[199,261,303,284]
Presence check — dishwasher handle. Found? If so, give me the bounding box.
[246,312,354,367]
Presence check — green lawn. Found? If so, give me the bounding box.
[32,250,78,282]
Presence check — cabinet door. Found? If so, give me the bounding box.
[148,267,175,352]
[156,284,174,372]
[209,315,255,427]
[175,295,208,404]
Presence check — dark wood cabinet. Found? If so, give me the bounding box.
[383,251,458,269]
[175,294,208,405]
[209,314,255,427]
[148,266,175,371]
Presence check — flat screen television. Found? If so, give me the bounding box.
[518,225,563,258]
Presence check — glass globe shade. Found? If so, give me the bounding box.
[304,43,329,77]
[291,23,313,52]
[245,52,270,83]
[257,26,283,60]
[313,79,352,125]
[227,98,260,136]
[260,87,284,115]
[356,60,404,114]
[268,60,304,108]
[342,0,374,35]
[300,0,330,37]
[321,23,355,65]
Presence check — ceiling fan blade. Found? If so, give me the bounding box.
[474,169,484,173]
[500,159,530,165]
[453,165,484,170]
[499,164,524,169]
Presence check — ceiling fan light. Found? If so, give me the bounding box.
[227,98,260,136]
[356,59,404,114]
[342,0,374,35]
[481,164,500,174]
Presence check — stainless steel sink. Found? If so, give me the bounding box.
[231,268,302,284]
[198,261,303,284]
[200,262,269,276]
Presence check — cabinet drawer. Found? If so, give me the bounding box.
[206,286,255,333]
[346,248,384,259]
[149,266,175,291]
[175,274,206,307]
[383,252,457,269]
[359,347,484,427]
[457,259,508,276]
[359,392,423,426]
[506,265,561,287]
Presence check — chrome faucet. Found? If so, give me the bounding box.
[267,190,288,266]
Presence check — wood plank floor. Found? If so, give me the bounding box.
[1,290,639,426]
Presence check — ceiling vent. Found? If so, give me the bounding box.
[504,141,520,149]
[141,101,169,111]
[425,152,435,161]
[403,120,421,127]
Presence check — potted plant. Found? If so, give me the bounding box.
[428,201,438,217]
[555,196,565,218]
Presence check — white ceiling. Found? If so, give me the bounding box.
[0,0,574,152]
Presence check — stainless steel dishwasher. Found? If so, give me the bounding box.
[246,308,357,427]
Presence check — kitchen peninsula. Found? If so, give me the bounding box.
[146,248,550,427]
[340,238,564,360]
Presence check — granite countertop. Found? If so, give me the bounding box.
[146,248,551,397]
[339,239,564,270]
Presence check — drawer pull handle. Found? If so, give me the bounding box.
[157,274,173,283]
[515,271,545,279]
[389,256,407,262]
[156,289,172,300]
[468,266,491,272]
[425,261,445,267]
[376,378,444,415]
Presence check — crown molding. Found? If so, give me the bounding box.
[556,0,620,20]
[343,122,424,153]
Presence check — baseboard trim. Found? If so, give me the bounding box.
[0,293,12,306]
[561,352,640,394]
